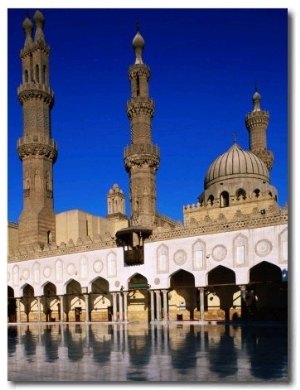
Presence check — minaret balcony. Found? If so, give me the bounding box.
[124,143,160,158]
[18,83,54,106]
[17,135,57,161]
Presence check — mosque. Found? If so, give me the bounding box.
[7,10,288,323]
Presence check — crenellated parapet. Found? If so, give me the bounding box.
[148,204,288,242]
[8,234,117,263]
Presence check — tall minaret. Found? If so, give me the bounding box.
[124,25,160,227]
[17,10,57,248]
[245,87,274,170]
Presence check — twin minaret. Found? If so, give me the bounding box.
[16,11,274,248]
[17,10,57,248]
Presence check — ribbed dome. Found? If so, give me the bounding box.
[204,143,269,189]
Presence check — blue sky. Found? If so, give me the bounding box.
[7,7,288,224]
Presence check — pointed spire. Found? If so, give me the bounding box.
[33,10,46,44]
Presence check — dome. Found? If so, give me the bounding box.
[204,143,269,189]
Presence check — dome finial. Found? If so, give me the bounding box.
[132,23,145,65]
[136,20,140,32]
[233,132,237,144]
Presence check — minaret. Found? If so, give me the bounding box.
[124,25,160,227]
[17,10,57,248]
[107,184,126,217]
[245,87,274,170]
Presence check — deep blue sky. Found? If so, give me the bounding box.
[7,8,288,224]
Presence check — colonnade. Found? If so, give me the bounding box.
[11,287,209,323]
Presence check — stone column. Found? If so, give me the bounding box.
[37,296,41,322]
[84,294,89,322]
[199,287,205,321]
[155,290,161,320]
[58,295,64,322]
[118,293,123,321]
[149,290,155,322]
[239,285,247,320]
[112,292,117,322]
[161,290,169,321]
[123,291,129,322]
[16,298,21,323]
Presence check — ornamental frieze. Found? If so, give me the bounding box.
[18,88,54,107]
[126,100,154,119]
[18,142,58,161]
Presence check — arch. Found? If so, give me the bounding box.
[42,282,58,321]
[249,261,282,283]
[220,191,229,208]
[8,286,16,323]
[127,273,149,321]
[35,64,39,83]
[207,265,236,285]
[24,69,29,83]
[236,188,246,200]
[254,188,260,198]
[169,269,196,320]
[90,277,111,321]
[207,194,214,205]
[65,279,84,322]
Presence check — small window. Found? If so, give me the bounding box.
[220,191,229,208]
[236,188,246,200]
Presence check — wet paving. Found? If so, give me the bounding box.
[7,321,288,382]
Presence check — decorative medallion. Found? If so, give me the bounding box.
[22,269,30,280]
[212,245,227,261]
[154,278,160,285]
[115,281,120,288]
[174,250,187,266]
[66,263,76,276]
[43,266,52,278]
[93,260,104,273]
[255,239,272,257]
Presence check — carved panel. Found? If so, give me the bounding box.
[192,239,206,270]
[157,244,169,273]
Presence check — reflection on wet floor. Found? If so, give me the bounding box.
[8,322,288,382]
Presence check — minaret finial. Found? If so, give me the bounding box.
[136,20,140,32]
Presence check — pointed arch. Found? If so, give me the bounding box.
[249,261,282,283]
[207,265,236,285]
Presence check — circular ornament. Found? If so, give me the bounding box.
[174,250,187,266]
[43,266,52,278]
[212,245,227,261]
[67,263,76,276]
[93,260,104,273]
[255,239,272,257]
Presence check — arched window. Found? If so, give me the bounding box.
[236,188,246,200]
[24,70,29,83]
[136,75,140,96]
[207,195,214,205]
[42,65,46,83]
[35,64,39,83]
[254,189,260,198]
[220,191,229,208]
[47,231,52,244]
